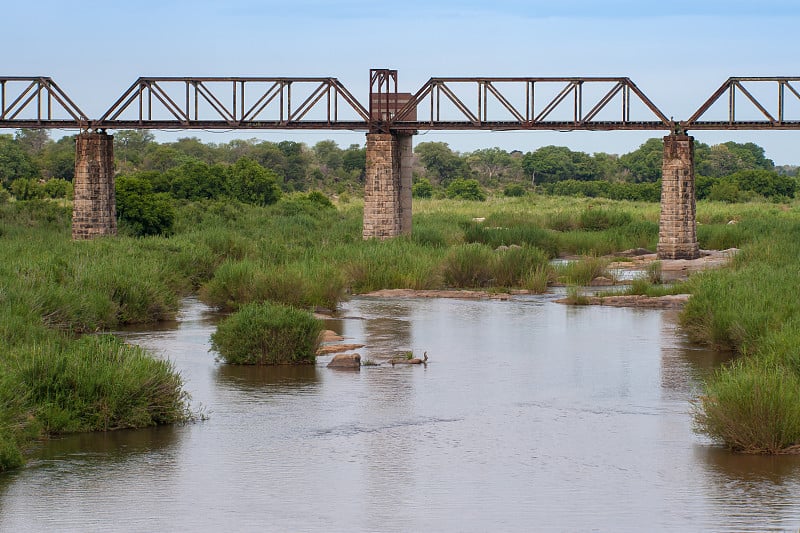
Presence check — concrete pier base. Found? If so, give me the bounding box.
[657,134,699,259]
[363,133,413,239]
[72,132,116,240]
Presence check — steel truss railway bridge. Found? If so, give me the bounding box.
[3,69,800,258]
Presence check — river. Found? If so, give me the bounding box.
[1,295,799,532]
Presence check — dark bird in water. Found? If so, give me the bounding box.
[390,351,428,365]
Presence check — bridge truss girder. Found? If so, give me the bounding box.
[2,73,800,133]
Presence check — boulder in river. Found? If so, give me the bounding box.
[327,353,361,369]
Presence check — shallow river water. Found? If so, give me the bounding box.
[2,295,800,532]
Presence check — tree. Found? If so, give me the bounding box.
[41,135,76,181]
[166,161,226,200]
[0,134,39,187]
[619,138,663,182]
[115,176,175,236]
[521,146,575,183]
[227,158,282,206]
[341,144,366,180]
[415,142,467,185]
[313,140,343,173]
[466,147,516,184]
[115,130,156,168]
[15,129,50,155]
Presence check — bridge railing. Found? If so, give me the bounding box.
[93,77,371,130]
[0,77,88,128]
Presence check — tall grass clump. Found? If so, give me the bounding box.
[462,221,560,257]
[1,335,191,434]
[442,243,495,287]
[200,259,344,311]
[210,302,322,365]
[492,246,549,287]
[555,256,610,285]
[694,357,800,454]
[340,239,443,292]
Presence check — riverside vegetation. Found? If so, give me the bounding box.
[2,133,800,471]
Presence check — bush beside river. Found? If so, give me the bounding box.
[1,194,799,471]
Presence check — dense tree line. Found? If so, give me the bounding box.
[1,129,797,209]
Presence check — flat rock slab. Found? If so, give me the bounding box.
[316,343,365,355]
[555,294,690,309]
[364,289,510,300]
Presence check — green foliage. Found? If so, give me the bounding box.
[415,142,467,185]
[227,157,282,205]
[167,161,226,200]
[446,178,486,201]
[274,190,335,216]
[619,138,663,182]
[503,183,526,197]
[0,134,40,188]
[707,180,741,203]
[10,178,44,200]
[543,179,661,202]
[42,178,73,199]
[210,302,322,365]
[412,177,434,198]
[116,176,176,236]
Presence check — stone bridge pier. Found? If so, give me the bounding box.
[72,131,116,240]
[658,134,699,260]
[362,132,413,239]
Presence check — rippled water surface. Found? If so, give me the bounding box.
[2,295,799,532]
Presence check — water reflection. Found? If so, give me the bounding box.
[697,446,800,531]
[214,363,319,392]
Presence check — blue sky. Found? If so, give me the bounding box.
[4,0,800,163]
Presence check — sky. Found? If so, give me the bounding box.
[4,0,800,164]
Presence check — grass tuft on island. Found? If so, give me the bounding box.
[211,302,323,365]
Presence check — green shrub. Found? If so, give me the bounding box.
[10,178,43,200]
[210,302,322,365]
[503,183,526,197]
[412,177,434,198]
[42,178,73,199]
[708,181,741,203]
[446,178,486,201]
